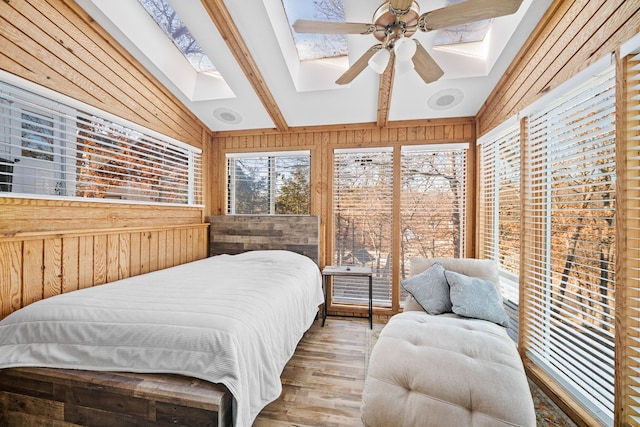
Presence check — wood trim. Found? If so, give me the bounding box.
[524,362,600,427]
[200,0,289,132]
[615,47,640,427]
[212,116,475,138]
[0,197,205,236]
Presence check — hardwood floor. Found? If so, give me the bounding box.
[254,316,374,427]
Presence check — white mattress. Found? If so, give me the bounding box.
[0,250,324,427]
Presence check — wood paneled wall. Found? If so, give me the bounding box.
[476,1,640,137]
[0,0,211,318]
[210,118,476,218]
[211,118,476,312]
[0,0,205,148]
[0,223,208,319]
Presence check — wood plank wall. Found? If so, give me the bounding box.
[0,223,208,319]
[474,2,640,425]
[0,0,211,318]
[210,118,476,315]
[476,0,640,137]
[0,0,205,147]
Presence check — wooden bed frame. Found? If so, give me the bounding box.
[0,215,320,426]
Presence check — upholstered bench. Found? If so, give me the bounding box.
[361,258,535,427]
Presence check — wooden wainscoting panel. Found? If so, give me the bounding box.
[93,234,108,286]
[0,242,22,318]
[22,240,44,306]
[0,224,209,319]
[106,234,120,283]
[78,235,94,290]
[62,236,79,293]
[43,238,62,299]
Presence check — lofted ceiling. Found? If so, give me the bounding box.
[75,0,553,133]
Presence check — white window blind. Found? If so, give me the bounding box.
[0,79,202,205]
[478,122,521,334]
[226,151,310,215]
[333,148,393,306]
[400,144,468,302]
[622,49,640,426]
[524,64,616,425]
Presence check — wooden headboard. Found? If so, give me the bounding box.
[209,215,320,265]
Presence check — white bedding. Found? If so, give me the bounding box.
[0,250,324,427]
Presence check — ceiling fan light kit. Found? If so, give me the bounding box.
[368,48,391,74]
[394,37,417,62]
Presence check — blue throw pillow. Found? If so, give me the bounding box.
[445,270,510,327]
[401,263,451,315]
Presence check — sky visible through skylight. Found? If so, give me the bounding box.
[281,0,348,61]
[139,0,216,73]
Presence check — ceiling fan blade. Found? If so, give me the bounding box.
[418,0,524,31]
[389,0,414,15]
[335,45,382,85]
[412,41,444,84]
[292,19,376,35]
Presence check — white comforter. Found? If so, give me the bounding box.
[0,250,324,427]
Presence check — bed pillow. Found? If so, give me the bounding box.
[401,262,451,315]
[445,270,510,327]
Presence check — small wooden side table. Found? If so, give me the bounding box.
[321,265,373,329]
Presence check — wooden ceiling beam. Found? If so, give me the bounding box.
[200,0,289,132]
[376,55,395,128]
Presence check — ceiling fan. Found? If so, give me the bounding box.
[293,0,524,85]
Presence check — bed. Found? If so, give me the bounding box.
[0,215,323,427]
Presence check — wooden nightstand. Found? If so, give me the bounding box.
[321,265,373,329]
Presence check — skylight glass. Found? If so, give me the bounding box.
[281,0,348,61]
[433,0,491,47]
[139,0,216,73]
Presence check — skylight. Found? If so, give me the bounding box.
[139,0,216,73]
[281,0,348,61]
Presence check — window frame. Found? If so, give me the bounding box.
[226,150,311,215]
[0,73,202,206]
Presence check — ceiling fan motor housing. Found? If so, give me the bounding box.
[372,1,420,42]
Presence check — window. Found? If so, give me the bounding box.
[0,78,202,205]
[333,148,393,306]
[523,63,616,425]
[226,151,310,215]
[331,144,469,308]
[400,144,468,302]
[478,121,521,334]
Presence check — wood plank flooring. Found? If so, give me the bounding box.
[254,316,373,427]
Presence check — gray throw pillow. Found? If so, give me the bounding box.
[401,263,451,315]
[445,270,510,327]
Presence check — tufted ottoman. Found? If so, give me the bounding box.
[361,310,535,427]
